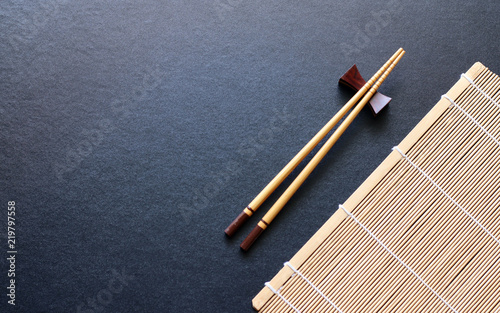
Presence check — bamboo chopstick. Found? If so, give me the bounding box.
[240,49,405,251]
[225,48,405,237]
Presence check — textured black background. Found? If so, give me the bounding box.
[1,0,500,312]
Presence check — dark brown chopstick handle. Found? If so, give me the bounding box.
[240,224,265,251]
[225,210,251,237]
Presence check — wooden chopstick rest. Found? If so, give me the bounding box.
[339,64,392,116]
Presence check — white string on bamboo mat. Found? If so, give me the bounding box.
[284,261,344,313]
[265,282,301,313]
[461,73,500,111]
[392,146,500,247]
[339,204,459,313]
[441,94,500,148]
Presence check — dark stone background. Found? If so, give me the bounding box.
[1,0,499,312]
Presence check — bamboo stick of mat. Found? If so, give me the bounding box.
[225,48,404,237]
[240,49,405,251]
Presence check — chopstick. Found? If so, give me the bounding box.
[240,49,405,251]
[225,48,405,237]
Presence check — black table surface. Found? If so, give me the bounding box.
[2,1,500,312]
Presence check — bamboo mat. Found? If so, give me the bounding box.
[253,62,500,313]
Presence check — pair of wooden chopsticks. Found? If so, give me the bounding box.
[225,48,405,251]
